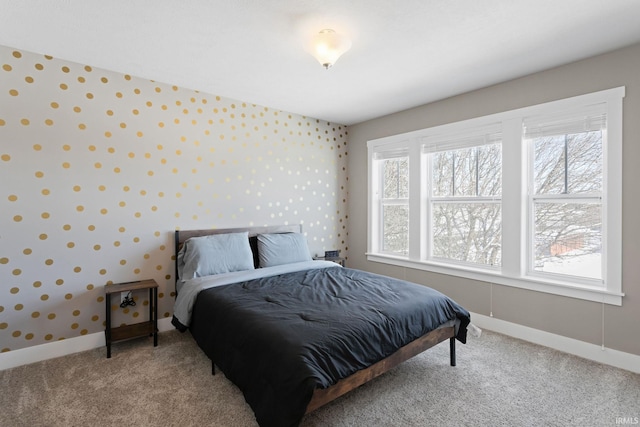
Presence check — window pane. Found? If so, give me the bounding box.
[432,144,502,197]
[453,148,476,196]
[477,144,502,197]
[533,202,602,280]
[432,202,502,266]
[382,204,409,254]
[533,131,603,195]
[382,158,409,199]
[432,151,453,197]
[533,135,566,194]
[567,131,603,194]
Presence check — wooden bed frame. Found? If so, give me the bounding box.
[174,224,457,415]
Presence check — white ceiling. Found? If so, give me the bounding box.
[2,0,640,125]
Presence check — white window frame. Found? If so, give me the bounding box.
[367,87,624,306]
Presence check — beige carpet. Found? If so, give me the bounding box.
[1,329,638,426]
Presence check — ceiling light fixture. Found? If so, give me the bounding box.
[309,29,351,69]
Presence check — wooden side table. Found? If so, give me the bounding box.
[105,278,158,358]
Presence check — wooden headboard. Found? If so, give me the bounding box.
[174,224,302,285]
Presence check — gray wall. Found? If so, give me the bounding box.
[347,43,640,356]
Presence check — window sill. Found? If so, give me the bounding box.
[366,253,623,306]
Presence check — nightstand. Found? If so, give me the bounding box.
[104,278,158,358]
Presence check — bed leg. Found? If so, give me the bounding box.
[449,337,456,367]
[212,361,216,375]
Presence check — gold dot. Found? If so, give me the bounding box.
[33,281,42,288]
[45,334,53,340]
[86,92,94,99]
[84,65,92,72]
[13,215,23,222]
[32,312,40,318]
[33,144,42,151]
[73,106,81,113]
[9,89,19,96]
[45,259,53,265]
[48,313,56,320]
[25,76,34,83]
[91,315,99,321]
[73,185,81,192]
[62,66,70,73]
[94,162,102,169]
[63,224,71,230]
[45,119,54,126]
[119,259,126,265]
[87,284,94,290]
[93,244,101,251]
[104,131,112,138]
[56,279,64,285]
[100,208,108,215]
[2,64,12,71]
[50,102,59,109]
[10,287,19,294]
[99,269,107,275]
[35,171,44,178]
[0,323,7,330]
[13,51,22,58]
[67,242,75,248]
[25,333,34,340]
[12,331,21,338]
[116,92,123,98]
[119,201,126,207]
[71,323,79,330]
[88,145,96,151]
[0,119,5,126]
[88,225,95,231]
[0,257,7,264]
[23,248,32,255]
[12,269,21,276]
[101,77,108,83]
[1,153,9,161]
[76,205,84,212]
[8,194,17,201]
[137,131,144,137]
[14,304,23,311]
[73,310,81,316]
[155,87,161,93]
[133,268,141,274]
[114,241,121,247]
[41,212,50,219]
[59,83,68,90]
[65,293,72,300]
[41,294,49,301]
[21,118,30,126]
[62,162,70,168]
[78,123,86,130]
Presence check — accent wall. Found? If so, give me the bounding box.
[0,45,349,353]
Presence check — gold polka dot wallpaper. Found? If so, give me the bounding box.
[0,45,349,353]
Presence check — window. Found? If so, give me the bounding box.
[525,109,606,284]
[368,88,624,305]
[371,148,410,255]
[427,132,502,267]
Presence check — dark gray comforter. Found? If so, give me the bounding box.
[183,266,470,427]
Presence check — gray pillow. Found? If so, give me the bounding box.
[257,233,312,268]
[178,232,254,280]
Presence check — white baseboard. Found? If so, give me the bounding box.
[470,312,640,374]
[3,314,639,374]
[0,317,174,371]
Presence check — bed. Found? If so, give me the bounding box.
[171,225,470,427]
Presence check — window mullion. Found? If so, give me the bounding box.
[408,141,422,260]
[501,117,525,277]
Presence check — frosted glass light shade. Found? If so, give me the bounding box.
[310,29,351,69]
